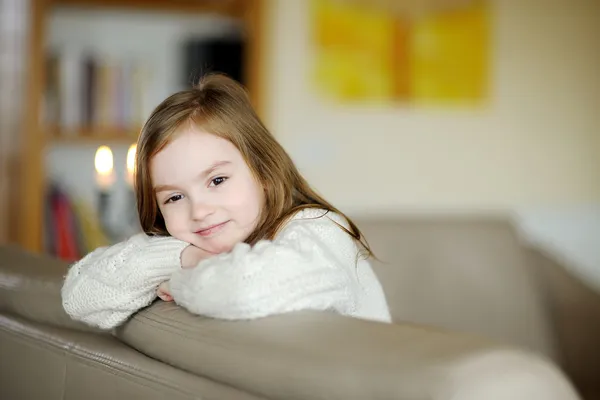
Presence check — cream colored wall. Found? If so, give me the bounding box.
[263,0,600,214]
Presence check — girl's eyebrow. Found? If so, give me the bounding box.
[199,160,232,180]
[153,161,232,193]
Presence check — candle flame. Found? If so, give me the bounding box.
[94,146,113,175]
[127,144,136,175]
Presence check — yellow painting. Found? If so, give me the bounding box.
[310,0,490,105]
[311,0,396,102]
[410,2,489,104]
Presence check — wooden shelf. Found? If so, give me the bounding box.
[50,0,246,17]
[48,126,140,145]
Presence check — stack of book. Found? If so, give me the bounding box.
[44,182,110,261]
[45,52,148,139]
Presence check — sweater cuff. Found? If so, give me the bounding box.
[169,268,191,307]
[136,235,190,275]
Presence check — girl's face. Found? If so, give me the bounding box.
[151,127,264,254]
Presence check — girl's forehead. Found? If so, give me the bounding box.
[161,129,240,160]
[150,129,243,183]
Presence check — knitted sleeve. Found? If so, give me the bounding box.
[61,233,189,330]
[169,213,361,320]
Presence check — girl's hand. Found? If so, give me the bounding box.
[157,281,172,302]
[181,245,213,268]
[159,246,212,302]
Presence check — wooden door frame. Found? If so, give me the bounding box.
[16,0,47,252]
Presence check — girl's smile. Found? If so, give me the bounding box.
[195,220,230,237]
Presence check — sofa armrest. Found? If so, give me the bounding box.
[0,245,101,333]
[116,302,580,400]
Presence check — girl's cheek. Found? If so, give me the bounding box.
[226,187,249,208]
[162,210,178,234]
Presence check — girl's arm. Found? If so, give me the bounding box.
[61,233,189,330]
[169,214,361,320]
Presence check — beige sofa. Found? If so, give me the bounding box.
[1,215,598,399]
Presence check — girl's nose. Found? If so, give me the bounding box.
[190,199,215,221]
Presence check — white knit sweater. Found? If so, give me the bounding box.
[61,209,391,329]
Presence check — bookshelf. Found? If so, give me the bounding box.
[48,127,141,144]
[14,0,266,253]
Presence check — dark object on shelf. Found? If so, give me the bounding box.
[182,37,245,87]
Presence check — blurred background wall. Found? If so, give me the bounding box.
[264,0,599,211]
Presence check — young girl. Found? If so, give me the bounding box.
[61,74,391,330]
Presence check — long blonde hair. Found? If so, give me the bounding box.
[134,73,373,258]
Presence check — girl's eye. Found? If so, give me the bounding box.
[209,176,228,187]
[165,194,183,204]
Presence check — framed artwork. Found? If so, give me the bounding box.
[310,0,490,106]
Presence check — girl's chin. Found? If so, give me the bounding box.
[199,242,233,255]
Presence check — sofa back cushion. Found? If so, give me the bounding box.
[0,244,101,333]
[354,215,558,359]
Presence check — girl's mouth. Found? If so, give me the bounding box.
[195,221,230,237]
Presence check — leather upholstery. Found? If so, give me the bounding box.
[0,244,99,333]
[357,216,557,359]
[0,313,264,399]
[116,302,577,400]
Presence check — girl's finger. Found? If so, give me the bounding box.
[158,292,173,302]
